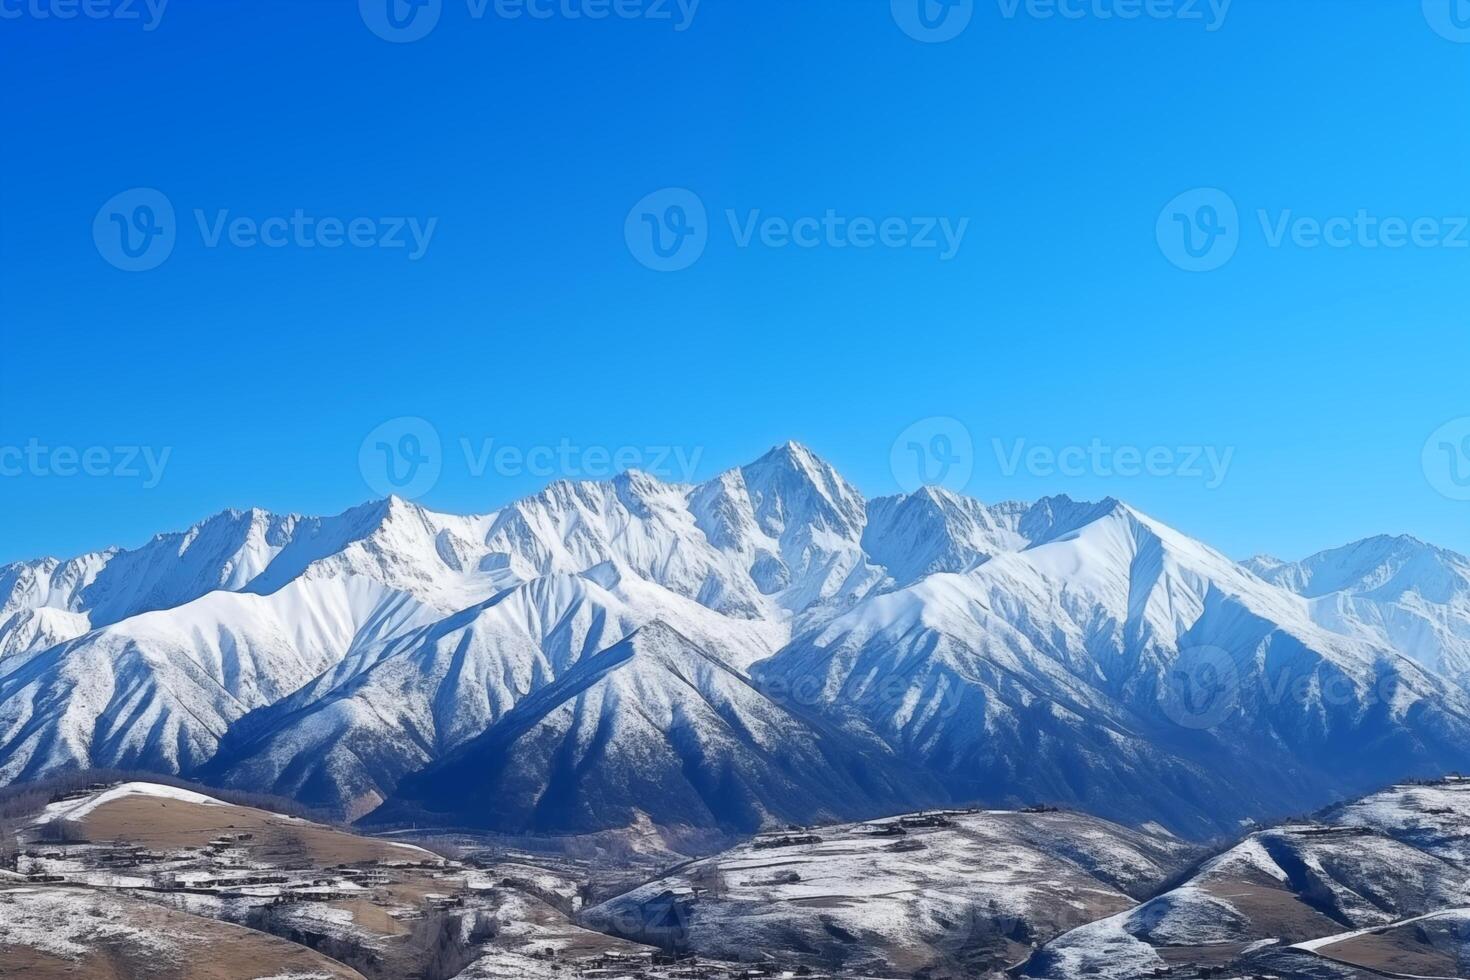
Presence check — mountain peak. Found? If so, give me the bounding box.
[739,441,865,539]
[746,440,841,483]
[1253,532,1470,604]
[757,439,820,463]
[1016,494,1125,545]
[339,494,431,533]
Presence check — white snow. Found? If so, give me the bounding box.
[587,807,1191,974]
[0,886,183,961]
[2,442,1470,840]
[1292,907,1470,952]
[35,781,228,824]
[1248,535,1470,685]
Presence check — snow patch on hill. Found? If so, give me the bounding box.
[35,780,228,824]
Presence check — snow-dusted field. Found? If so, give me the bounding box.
[0,883,365,980]
[586,807,1195,977]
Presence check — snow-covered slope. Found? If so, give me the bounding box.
[1248,534,1470,687]
[757,501,1470,836]
[0,607,90,660]
[365,622,942,834]
[199,569,784,819]
[5,443,1470,841]
[861,485,1024,583]
[0,508,304,637]
[0,498,505,782]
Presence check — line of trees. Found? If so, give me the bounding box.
[37,817,87,843]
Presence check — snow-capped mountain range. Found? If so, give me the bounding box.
[3,442,1470,839]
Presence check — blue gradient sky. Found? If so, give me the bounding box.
[2,0,1469,565]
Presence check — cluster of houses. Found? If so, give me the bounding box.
[19,819,507,933]
[751,834,822,851]
[19,833,420,906]
[571,951,871,980]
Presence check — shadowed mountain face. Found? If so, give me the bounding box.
[364,623,944,834]
[4,444,1470,839]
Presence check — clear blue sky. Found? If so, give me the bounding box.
[3,0,1469,566]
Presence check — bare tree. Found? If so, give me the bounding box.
[38,817,86,844]
[689,862,728,899]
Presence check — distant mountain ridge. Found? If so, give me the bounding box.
[3,442,1470,839]
[1246,534,1470,687]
